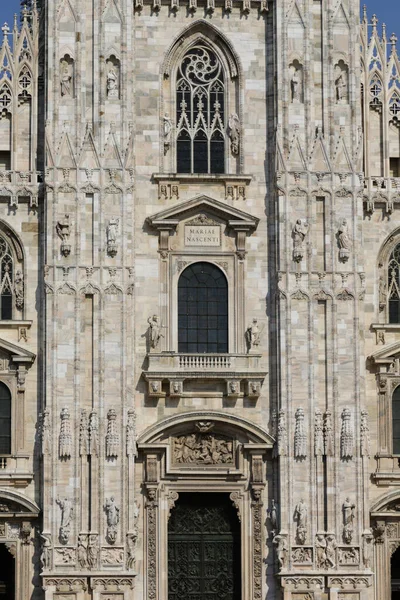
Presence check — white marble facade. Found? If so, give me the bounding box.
[0,0,399,598]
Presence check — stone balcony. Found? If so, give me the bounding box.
[143,352,267,400]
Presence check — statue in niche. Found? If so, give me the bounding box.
[39,533,51,570]
[337,218,352,262]
[106,63,119,99]
[290,66,303,103]
[106,218,119,257]
[315,534,327,569]
[60,59,72,97]
[245,318,263,352]
[294,498,307,544]
[342,497,356,544]
[104,496,120,544]
[14,270,24,309]
[379,275,387,311]
[292,219,309,262]
[163,113,172,152]
[325,534,337,568]
[77,534,88,568]
[335,64,348,103]
[228,113,240,156]
[274,535,288,569]
[147,314,163,350]
[87,534,99,568]
[56,497,73,544]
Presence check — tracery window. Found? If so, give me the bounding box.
[388,243,400,323]
[178,262,228,353]
[0,383,11,455]
[0,234,23,320]
[176,46,225,174]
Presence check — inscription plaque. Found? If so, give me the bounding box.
[184,225,221,247]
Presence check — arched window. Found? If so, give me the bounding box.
[176,46,225,174]
[0,233,23,320]
[393,387,400,454]
[178,262,228,353]
[388,243,400,323]
[0,383,11,455]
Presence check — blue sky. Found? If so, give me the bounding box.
[0,0,398,42]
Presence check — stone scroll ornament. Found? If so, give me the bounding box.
[106,408,119,458]
[106,218,119,257]
[104,496,120,544]
[292,219,309,262]
[59,407,72,459]
[337,218,352,262]
[294,407,307,459]
[340,408,354,460]
[342,497,356,544]
[56,497,73,545]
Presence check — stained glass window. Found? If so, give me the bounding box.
[176,46,225,174]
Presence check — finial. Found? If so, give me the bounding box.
[362,4,367,23]
[1,23,10,41]
[382,23,387,41]
[22,5,29,21]
[13,13,18,32]
[371,14,378,32]
[391,33,398,54]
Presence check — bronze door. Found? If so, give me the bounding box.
[168,493,241,600]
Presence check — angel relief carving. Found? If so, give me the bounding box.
[172,432,234,465]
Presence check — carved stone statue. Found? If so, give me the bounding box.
[268,499,278,532]
[106,408,119,458]
[14,270,24,309]
[361,409,371,457]
[292,219,309,262]
[325,534,337,568]
[127,500,140,569]
[106,218,119,257]
[291,68,302,103]
[245,318,263,352]
[104,496,120,544]
[337,218,351,262]
[228,113,240,156]
[340,407,354,460]
[56,497,73,544]
[77,534,88,568]
[40,408,51,455]
[294,407,307,459]
[59,407,72,458]
[342,497,356,544]
[147,315,163,350]
[315,534,327,569]
[106,66,119,98]
[60,60,72,97]
[39,533,51,570]
[126,408,137,457]
[294,498,307,544]
[335,65,348,103]
[87,534,99,568]
[274,534,288,570]
[56,214,71,257]
[163,113,172,151]
[379,276,387,311]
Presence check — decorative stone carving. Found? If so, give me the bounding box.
[315,533,327,569]
[294,499,307,544]
[163,113,172,153]
[252,490,263,600]
[20,521,32,545]
[326,534,337,568]
[89,410,99,456]
[55,547,75,564]
[342,497,356,544]
[126,500,140,570]
[292,546,312,564]
[79,409,89,456]
[56,214,71,257]
[379,275,387,311]
[169,380,183,397]
[334,61,348,103]
[56,497,73,544]
[338,546,360,565]
[59,408,72,459]
[337,218,352,262]
[245,318,263,352]
[340,408,354,460]
[106,409,119,458]
[14,270,23,309]
[278,408,287,456]
[104,497,120,544]
[292,219,309,262]
[274,534,288,570]
[246,379,261,399]
[87,534,99,569]
[228,113,240,156]
[360,409,370,457]
[40,408,51,455]
[314,409,324,456]
[60,57,73,97]
[226,379,240,397]
[77,534,88,569]
[289,61,303,103]
[106,60,119,99]
[146,488,158,600]
[324,410,334,456]
[172,433,234,465]
[106,218,119,257]
[268,499,278,533]
[101,547,124,564]
[126,409,137,457]
[294,408,307,459]
[362,530,373,569]
[374,520,386,543]
[147,315,163,350]
[39,532,52,570]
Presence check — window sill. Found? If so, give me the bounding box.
[0,320,32,329]
[152,173,252,202]
[371,323,400,331]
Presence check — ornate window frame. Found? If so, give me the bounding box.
[0,221,25,322]
[375,229,400,326]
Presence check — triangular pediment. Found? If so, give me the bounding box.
[146,195,259,231]
[369,341,400,364]
[0,337,35,364]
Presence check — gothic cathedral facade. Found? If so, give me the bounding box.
[0,0,400,598]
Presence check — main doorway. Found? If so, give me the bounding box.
[392,546,400,599]
[0,544,15,598]
[168,493,241,600]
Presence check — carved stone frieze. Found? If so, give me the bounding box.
[101,547,124,565]
[281,576,324,590]
[291,546,313,564]
[337,546,360,565]
[54,546,75,564]
[327,576,372,589]
[90,577,135,591]
[172,432,234,465]
[42,578,87,592]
